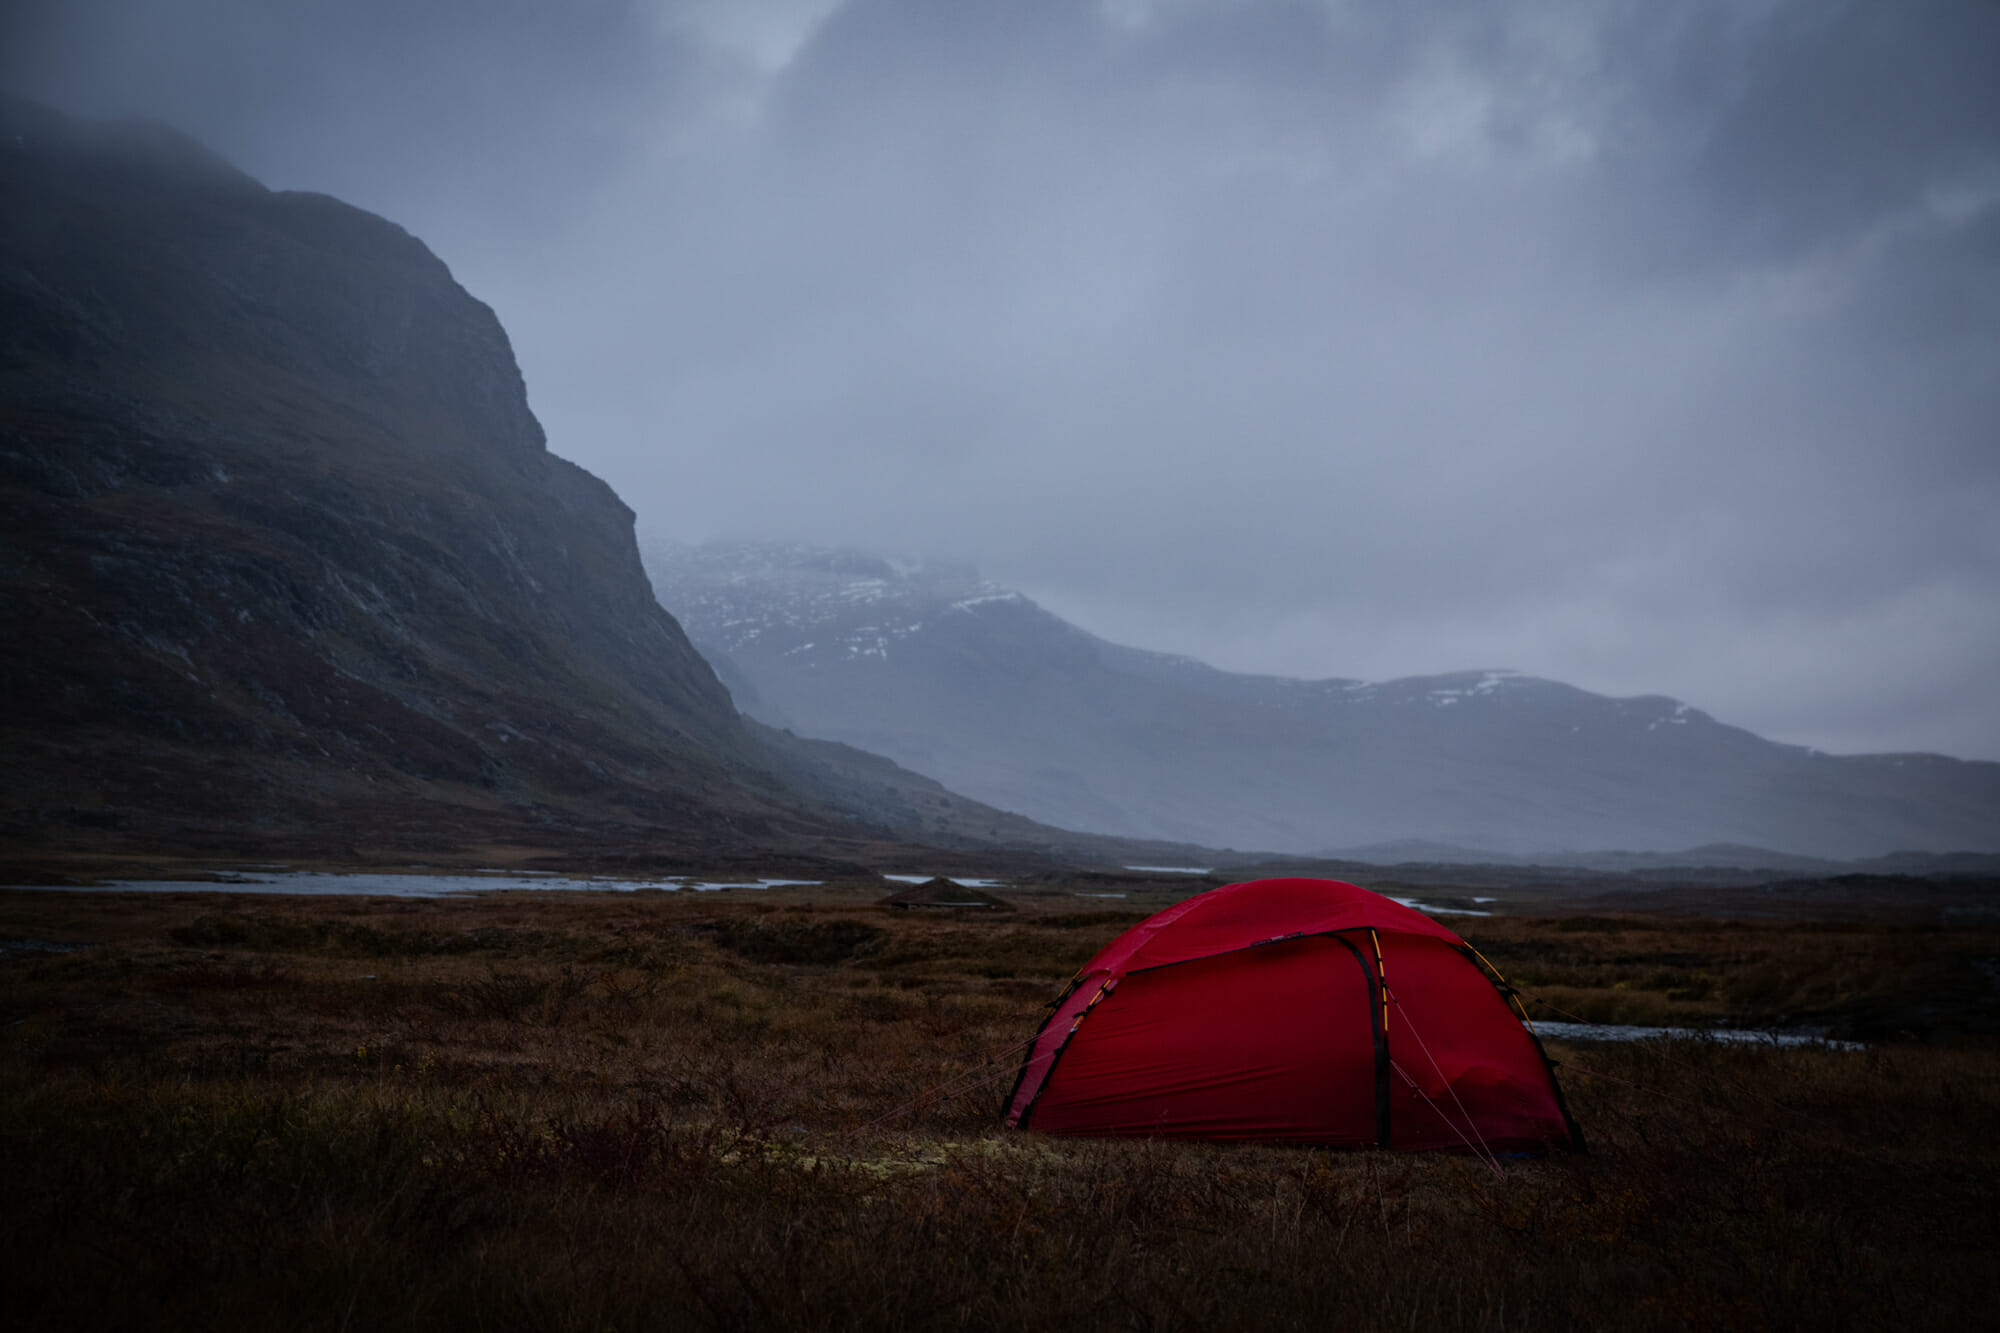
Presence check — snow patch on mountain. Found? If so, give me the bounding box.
[643,542,1701,727]
[647,539,1033,667]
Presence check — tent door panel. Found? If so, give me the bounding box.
[1381,934,1573,1153]
[1324,931,1391,1147]
[1030,935,1379,1143]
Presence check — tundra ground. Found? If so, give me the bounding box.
[2,879,1995,1330]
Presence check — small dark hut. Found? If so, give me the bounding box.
[878,878,1010,911]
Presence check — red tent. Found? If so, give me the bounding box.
[1005,878,1582,1153]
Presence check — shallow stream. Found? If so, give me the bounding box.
[1532,1019,1863,1049]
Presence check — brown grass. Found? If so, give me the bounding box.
[2,884,1995,1330]
[1464,911,2000,1040]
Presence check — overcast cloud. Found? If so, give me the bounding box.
[8,0,1998,758]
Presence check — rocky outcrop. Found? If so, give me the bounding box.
[0,98,841,861]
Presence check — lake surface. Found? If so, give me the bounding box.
[1533,1020,1863,1049]
[1387,895,1495,916]
[9,871,1035,897]
[12,871,826,897]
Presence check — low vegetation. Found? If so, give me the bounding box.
[2,882,1995,1330]
[1468,910,2000,1041]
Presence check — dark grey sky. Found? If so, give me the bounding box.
[10,0,1998,759]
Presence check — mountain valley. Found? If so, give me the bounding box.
[646,540,2000,859]
[0,98,1163,875]
[5,95,1992,880]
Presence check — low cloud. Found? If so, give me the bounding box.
[9,0,1997,757]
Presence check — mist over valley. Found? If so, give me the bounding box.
[647,540,2000,860]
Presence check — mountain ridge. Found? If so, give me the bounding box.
[0,98,1271,877]
[0,99,874,864]
[644,538,2000,859]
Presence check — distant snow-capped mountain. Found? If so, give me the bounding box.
[644,540,2000,859]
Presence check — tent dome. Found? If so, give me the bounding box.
[1005,878,1582,1152]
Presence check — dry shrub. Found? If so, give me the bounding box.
[701,917,884,965]
[173,911,547,958]
[155,959,295,990]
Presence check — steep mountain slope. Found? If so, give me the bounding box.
[0,99,863,862]
[645,540,2000,858]
[745,719,1221,866]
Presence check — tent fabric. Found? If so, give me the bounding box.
[1080,875,1462,974]
[1005,878,1581,1152]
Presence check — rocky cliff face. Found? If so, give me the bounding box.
[0,98,841,862]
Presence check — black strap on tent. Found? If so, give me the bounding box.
[1369,930,1392,1148]
[1324,931,1391,1147]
